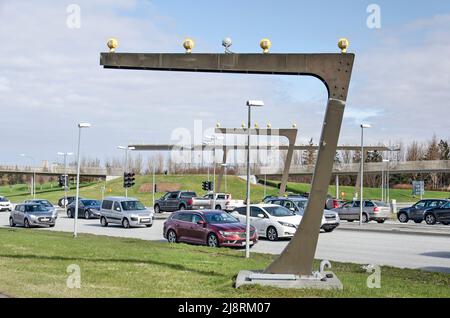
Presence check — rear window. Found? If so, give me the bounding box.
[102,200,113,210]
[181,192,196,198]
[234,207,247,215]
[178,213,193,222]
[373,201,389,207]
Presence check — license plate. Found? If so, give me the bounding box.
[140,218,150,223]
[199,206,204,209]
[41,218,49,222]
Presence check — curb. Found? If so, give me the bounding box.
[338,226,450,238]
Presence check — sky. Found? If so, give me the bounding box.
[0,0,449,166]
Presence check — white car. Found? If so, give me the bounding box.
[203,192,244,211]
[231,204,302,241]
[0,196,12,212]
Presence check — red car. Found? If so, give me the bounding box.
[163,210,258,248]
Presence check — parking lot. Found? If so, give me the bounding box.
[1,209,449,274]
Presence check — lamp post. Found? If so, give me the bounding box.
[57,152,74,214]
[204,135,224,209]
[19,154,36,199]
[221,163,228,193]
[117,146,135,197]
[74,123,91,238]
[382,159,389,202]
[360,124,371,226]
[245,100,264,258]
[152,165,156,207]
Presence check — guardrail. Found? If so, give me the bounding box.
[0,165,123,176]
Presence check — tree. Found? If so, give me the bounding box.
[302,138,316,165]
[439,140,449,160]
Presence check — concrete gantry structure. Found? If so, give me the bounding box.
[100,48,356,280]
[0,165,121,178]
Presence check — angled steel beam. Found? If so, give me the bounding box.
[102,51,355,276]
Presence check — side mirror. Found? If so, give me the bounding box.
[197,220,206,226]
[257,213,265,218]
[289,208,295,212]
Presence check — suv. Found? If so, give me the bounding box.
[422,201,450,225]
[0,196,12,212]
[10,203,56,228]
[397,199,450,223]
[100,197,154,228]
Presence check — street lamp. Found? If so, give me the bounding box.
[19,154,36,199]
[57,152,74,214]
[360,123,371,226]
[245,100,264,258]
[204,135,224,209]
[117,146,136,197]
[221,163,228,193]
[74,123,91,238]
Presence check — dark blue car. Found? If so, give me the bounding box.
[67,199,101,219]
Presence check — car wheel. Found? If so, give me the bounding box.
[424,214,436,225]
[122,218,130,229]
[413,219,423,224]
[9,217,15,227]
[84,211,90,219]
[347,220,354,222]
[154,204,161,214]
[267,226,279,241]
[24,218,30,228]
[377,220,385,224]
[215,205,222,210]
[67,209,74,218]
[145,224,153,228]
[397,213,409,223]
[100,217,108,227]
[207,233,219,248]
[179,205,186,211]
[441,222,449,226]
[167,230,177,243]
[323,228,334,233]
[361,213,369,223]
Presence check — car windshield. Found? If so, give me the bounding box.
[35,200,52,207]
[205,212,239,224]
[26,205,47,212]
[0,197,8,202]
[81,200,101,206]
[121,201,146,211]
[264,206,295,217]
[292,199,307,209]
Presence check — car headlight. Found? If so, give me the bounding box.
[278,221,297,228]
[29,214,37,220]
[219,231,241,237]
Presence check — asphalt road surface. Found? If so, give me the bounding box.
[0,211,449,274]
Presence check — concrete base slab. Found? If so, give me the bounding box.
[235,270,343,290]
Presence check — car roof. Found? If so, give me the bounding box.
[104,197,139,201]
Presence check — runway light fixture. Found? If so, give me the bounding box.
[183,38,195,53]
[107,38,119,53]
[338,38,349,54]
[260,38,272,54]
[222,37,233,53]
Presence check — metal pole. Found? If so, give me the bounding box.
[264,173,267,198]
[224,165,227,193]
[64,153,68,214]
[335,175,339,199]
[360,127,364,226]
[74,128,82,238]
[152,165,156,207]
[387,159,390,203]
[125,148,128,198]
[212,142,216,209]
[245,105,251,258]
[381,165,384,202]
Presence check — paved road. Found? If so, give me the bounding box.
[1,211,449,274]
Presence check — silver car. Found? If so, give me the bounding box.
[332,200,391,223]
[10,203,56,228]
[24,199,58,219]
[100,197,154,228]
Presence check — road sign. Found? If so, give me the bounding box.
[412,181,425,197]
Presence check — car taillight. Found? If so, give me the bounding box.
[373,207,380,213]
[187,199,193,205]
[333,200,340,209]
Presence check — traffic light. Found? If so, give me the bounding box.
[58,175,68,188]
[202,181,213,191]
[124,172,136,188]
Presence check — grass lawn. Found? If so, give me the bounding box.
[1,175,448,206]
[0,228,449,298]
